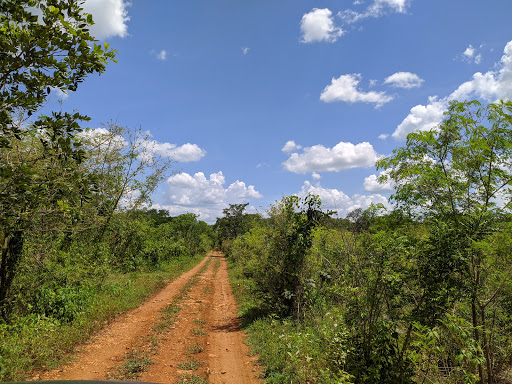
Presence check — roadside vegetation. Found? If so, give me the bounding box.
[222,100,512,383]
[0,1,215,380]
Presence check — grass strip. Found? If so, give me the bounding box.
[109,257,211,380]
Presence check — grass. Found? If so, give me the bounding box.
[111,349,154,380]
[203,285,213,294]
[178,373,208,384]
[112,258,211,380]
[0,253,206,382]
[186,342,204,355]
[191,327,207,336]
[177,358,204,371]
[193,318,206,325]
[177,372,208,384]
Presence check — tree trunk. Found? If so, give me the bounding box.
[0,230,24,318]
[480,306,493,384]
[472,294,484,383]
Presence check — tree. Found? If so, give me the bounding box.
[0,0,116,316]
[77,123,173,242]
[0,0,116,145]
[215,203,251,241]
[377,100,512,383]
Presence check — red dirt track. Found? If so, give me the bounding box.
[33,251,261,384]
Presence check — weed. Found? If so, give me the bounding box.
[177,359,204,371]
[187,342,204,355]
[193,318,206,325]
[203,285,213,294]
[177,373,208,384]
[115,349,153,380]
[191,327,207,336]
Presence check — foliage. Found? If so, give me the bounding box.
[378,100,512,221]
[0,0,116,315]
[0,2,216,380]
[231,194,324,317]
[0,0,116,145]
[378,99,512,383]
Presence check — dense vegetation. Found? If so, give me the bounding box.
[0,1,215,380]
[222,100,512,384]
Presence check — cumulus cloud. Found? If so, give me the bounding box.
[157,171,262,222]
[462,45,482,64]
[340,0,410,23]
[79,129,205,163]
[283,141,380,173]
[378,133,389,140]
[300,8,343,43]
[312,172,322,180]
[242,47,250,55]
[391,40,512,140]
[139,140,206,162]
[282,140,302,153]
[364,169,394,193]
[384,72,424,88]
[297,181,389,217]
[83,0,130,39]
[321,74,393,107]
[392,96,447,140]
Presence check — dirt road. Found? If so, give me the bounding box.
[34,251,261,384]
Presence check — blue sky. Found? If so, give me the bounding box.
[46,0,512,222]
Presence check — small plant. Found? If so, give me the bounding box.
[191,327,207,336]
[115,349,153,379]
[177,359,204,371]
[154,303,181,333]
[194,318,206,325]
[187,342,204,355]
[177,373,208,384]
[203,285,213,294]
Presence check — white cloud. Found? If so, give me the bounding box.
[364,169,394,193]
[156,50,167,61]
[312,172,322,180]
[282,140,302,153]
[378,133,389,140]
[384,72,424,89]
[392,96,447,140]
[79,128,205,163]
[392,40,512,140]
[51,87,69,100]
[297,181,389,217]
[300,8,343,43]
[83,0,130,39]
[158,171,262,222]
[340,0,410,23]
[78,127,127,150]
[320,74,393,107]
[283,141,380,173]
[242,47,250,55]
[464,45,476,59]
[140,140,206,162]
[462,45,482,64]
